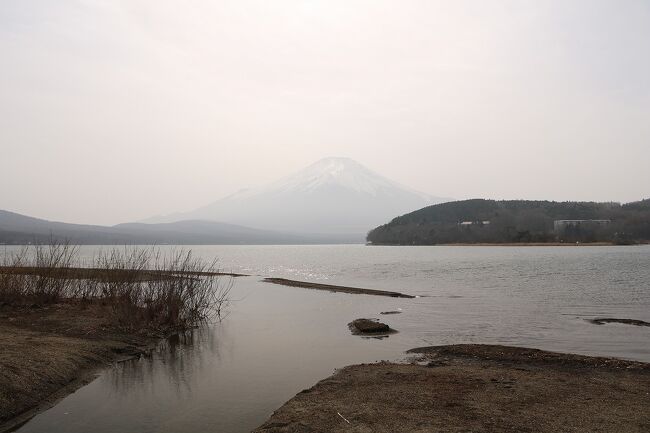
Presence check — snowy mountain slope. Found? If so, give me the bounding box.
[146,157,448,235]
[238,157,432,199]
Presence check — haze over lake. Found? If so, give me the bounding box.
[2,1,649,431]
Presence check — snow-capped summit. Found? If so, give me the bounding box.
[272,157,388,195]
[229,157,431,200]
[146,158,448,237]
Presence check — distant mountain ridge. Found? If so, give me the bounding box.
[367,199,650,245]
[1,158,448,244]
[0,210,359,245]
[145,157,448,235]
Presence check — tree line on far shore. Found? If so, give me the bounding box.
[366,199,650,245]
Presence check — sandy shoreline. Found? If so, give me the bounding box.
[3,295,649,432]
[0,269,414,430]
[440,242,616,246]
[263,277,415,298]
[0,301,165,432]
[370,242,619,247]
[254,344,650,432]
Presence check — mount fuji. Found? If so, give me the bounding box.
[145,158,448,239]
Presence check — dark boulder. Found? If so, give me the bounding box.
[348,318,392,335]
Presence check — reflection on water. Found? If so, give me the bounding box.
[107,327,219,402]
[16,276,406,433]
[9,245,650,433]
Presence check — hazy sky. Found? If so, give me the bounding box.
[1,0,649,225]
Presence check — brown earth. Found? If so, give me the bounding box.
[263,278,415,298]
[438,242,615,247]
[589,318,650,327]
[254,344,650,433]
[0,265,247,280]
[0,300,166,432]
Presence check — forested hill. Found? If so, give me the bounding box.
[366,199,650,245]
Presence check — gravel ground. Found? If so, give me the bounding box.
[254,344,650,433]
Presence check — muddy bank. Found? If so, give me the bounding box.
[0,265,248,280]
[369,242,617,247]
[254,344,650,433]
[263,278,414,298]
[0,301,166,432]
[438,242,615,246]
[589,317,650,327]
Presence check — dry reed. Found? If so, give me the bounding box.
[0,243,231,330]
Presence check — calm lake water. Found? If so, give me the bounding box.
[7,245,650,433]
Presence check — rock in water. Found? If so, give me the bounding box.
[349,318,391,334]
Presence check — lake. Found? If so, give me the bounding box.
[8,245,650,433]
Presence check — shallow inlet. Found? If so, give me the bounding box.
[6,245,650,433]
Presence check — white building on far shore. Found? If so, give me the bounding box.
[553,219,611,233]
[459,220,491,226]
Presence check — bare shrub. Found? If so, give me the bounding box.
[0,244,231,331]
[31,242,78,303]
[0,246,30,303]
[0,243,77,304]
[94,248,232,330]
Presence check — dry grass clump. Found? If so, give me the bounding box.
[0,243,231,330]
[0,243,78,305]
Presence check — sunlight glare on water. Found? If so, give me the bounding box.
[8,245,650,433]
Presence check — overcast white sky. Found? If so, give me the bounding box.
[1,0,649,225]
